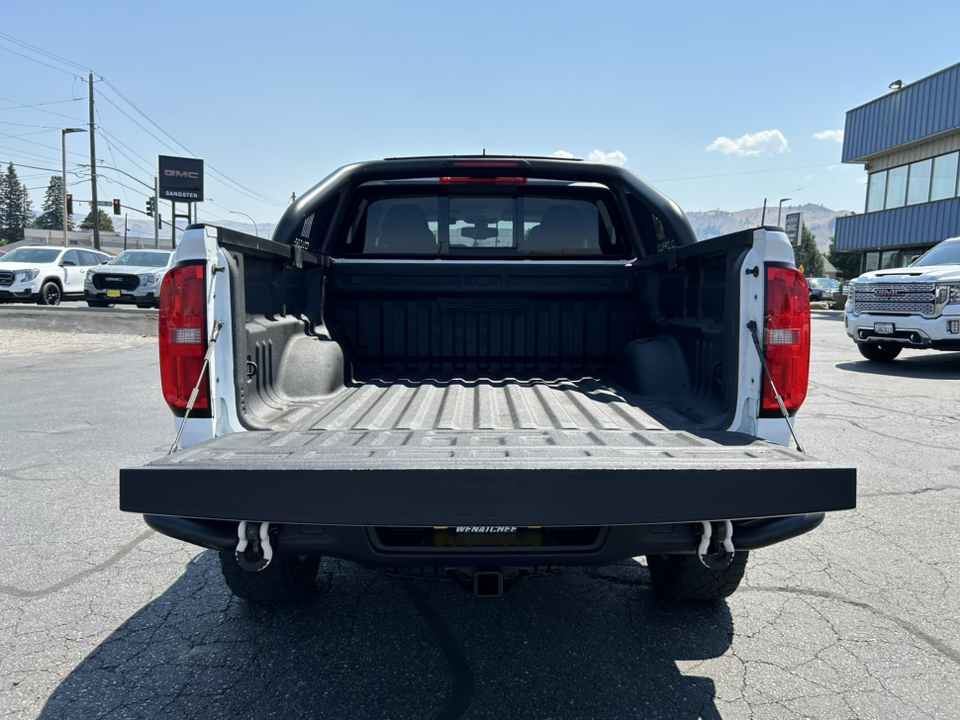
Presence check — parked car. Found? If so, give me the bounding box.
[844,235,960,361]
[0,246,112,305]
[85,249,173,308]
[807,277,841,302]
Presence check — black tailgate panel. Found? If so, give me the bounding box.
[121,428,856,525]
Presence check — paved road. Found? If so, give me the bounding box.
[1,316,958,719]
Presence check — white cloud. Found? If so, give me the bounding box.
[551,150,575,159]
[856,177,868,184]
[587,149,628,166]
[814,129,844,142]
[706,129,788,157]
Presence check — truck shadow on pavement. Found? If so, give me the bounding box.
[38,551,734,720]
[836,352,960,379]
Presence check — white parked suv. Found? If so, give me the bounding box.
[0,246,112,306]
[85,249,173,309]
[844,236,960,361]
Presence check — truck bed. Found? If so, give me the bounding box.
[121,376,856,526]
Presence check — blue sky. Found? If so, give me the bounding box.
[2,0,959,230]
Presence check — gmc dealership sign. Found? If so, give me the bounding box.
[158,155,204,202]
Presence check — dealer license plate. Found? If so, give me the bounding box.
[106,289,121,298]
[874,322,894,335]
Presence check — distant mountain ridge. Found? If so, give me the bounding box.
[684,204,853,251]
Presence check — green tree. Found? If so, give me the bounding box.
[0,162,33,245]
[33,175,73,231]
[827,237,861,279]
[79,207,115,233]
[794,226,824,277]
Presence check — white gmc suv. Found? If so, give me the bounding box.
[844,236,960,361]
[0,246,112,305]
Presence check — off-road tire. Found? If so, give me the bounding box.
[218,550,321,602]
[857,343,901,362]
[37,281,62,306]
[646,551,749,601]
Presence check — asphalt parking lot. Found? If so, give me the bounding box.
[1,312,958,719]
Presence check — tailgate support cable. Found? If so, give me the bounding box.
[168,319,224,455]
[747,320,804,453]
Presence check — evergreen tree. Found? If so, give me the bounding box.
[793,226,825,277]
[33,175,73,231]
[0,163,33,246]
[827,237,862,279]
[79,207,115,233]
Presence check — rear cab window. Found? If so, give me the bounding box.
[336,182,631,259]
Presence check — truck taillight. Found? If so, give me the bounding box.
[761,266,810,416]
[158,263,210,417]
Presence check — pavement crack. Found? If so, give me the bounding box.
[861,485,959,498]
[0,529,154,598]
[742,584,960,667]
[403,583,475,720]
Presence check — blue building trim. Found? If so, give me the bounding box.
[834,197,960,252]
[842,63,960,163]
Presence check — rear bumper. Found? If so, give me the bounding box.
[143,512,828,565]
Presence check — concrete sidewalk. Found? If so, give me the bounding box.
[0,305,158,336]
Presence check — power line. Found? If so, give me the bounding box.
[0,120,62,130]
[0,95,85,122]
[0,44,81,77]
[98,78,286,207]
[0,129,88,159]
[97,127,154,174]
[0,32,89,73]
[0,32,286,211]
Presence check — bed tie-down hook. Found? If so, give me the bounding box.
[236,521,274,572]
[698,520,735,569]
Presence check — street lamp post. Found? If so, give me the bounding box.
[777,198,792,227]
[229,211,258,238]
[61,128,86,246]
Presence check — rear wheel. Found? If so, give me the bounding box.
[646,552,749,601]
[857,343,901,362]
[37,281,61,306]
[218,550,321,602]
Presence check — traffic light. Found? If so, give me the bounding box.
[158,215,162,229]
[145,197,154,217]
[113,199,121,216]
[66,194,73,215]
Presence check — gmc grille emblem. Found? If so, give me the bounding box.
[875,289,904,297]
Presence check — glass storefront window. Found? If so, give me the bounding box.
[866,171,887,212]
[931,151,959,201]
[864,252,880,272]
[881,250,901,269]
[907,158,932,205]
[885,166,908,209]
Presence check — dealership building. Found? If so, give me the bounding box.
[834,62,960,272]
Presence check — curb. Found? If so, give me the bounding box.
[0,306,158,336]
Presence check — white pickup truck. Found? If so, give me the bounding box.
[844,236,960,361]
[120,156,856,602]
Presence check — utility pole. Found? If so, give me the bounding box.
[88,72,100,251]
[153,176,159,249]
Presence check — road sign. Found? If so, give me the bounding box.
[158,155,204,202]
[784,212,803,246]
[97,201,112,207]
